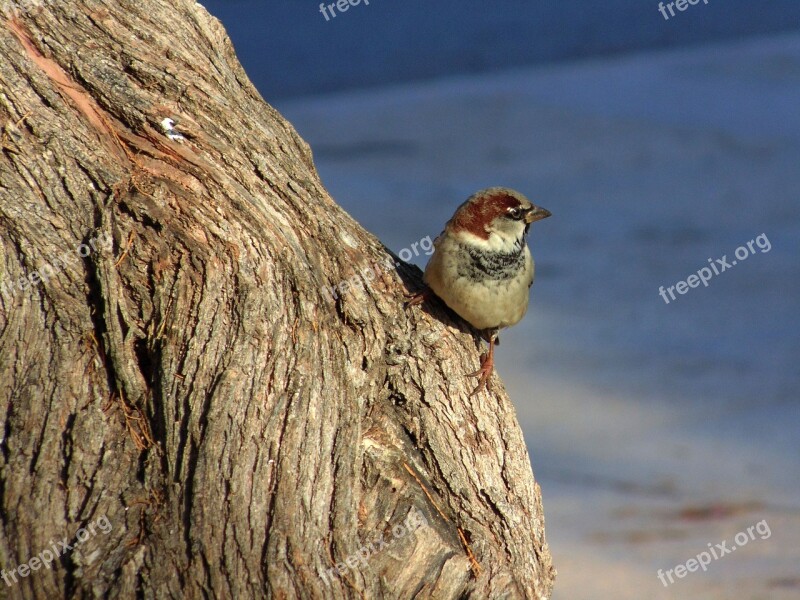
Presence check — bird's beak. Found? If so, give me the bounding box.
[524,205,552,224]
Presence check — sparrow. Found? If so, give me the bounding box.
[406,187,551,395]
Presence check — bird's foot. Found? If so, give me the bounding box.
[404,286,432,308]
[467,351,494,396]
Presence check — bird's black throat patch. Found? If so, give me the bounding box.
[457,239,526,281]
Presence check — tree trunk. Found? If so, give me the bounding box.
[0,1,554,598]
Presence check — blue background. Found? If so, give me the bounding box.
[202,0,800,98]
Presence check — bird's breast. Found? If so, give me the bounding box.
[423,237,534,330]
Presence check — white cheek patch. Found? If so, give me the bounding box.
[453,228,525,253]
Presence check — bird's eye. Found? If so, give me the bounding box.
[507,207,523,220]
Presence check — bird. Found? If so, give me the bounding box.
[406,187,551,395]
[160,117,186,142]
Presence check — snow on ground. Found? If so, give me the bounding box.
[278,32,800,599]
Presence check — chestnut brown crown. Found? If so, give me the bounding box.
[447,187,550,241]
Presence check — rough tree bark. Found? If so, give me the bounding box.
[0,0,554,598]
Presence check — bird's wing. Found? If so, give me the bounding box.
[527,254,535,288]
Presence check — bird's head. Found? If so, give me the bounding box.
[447,187,551,250]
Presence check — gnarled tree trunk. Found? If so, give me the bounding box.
[0,1,554,597]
